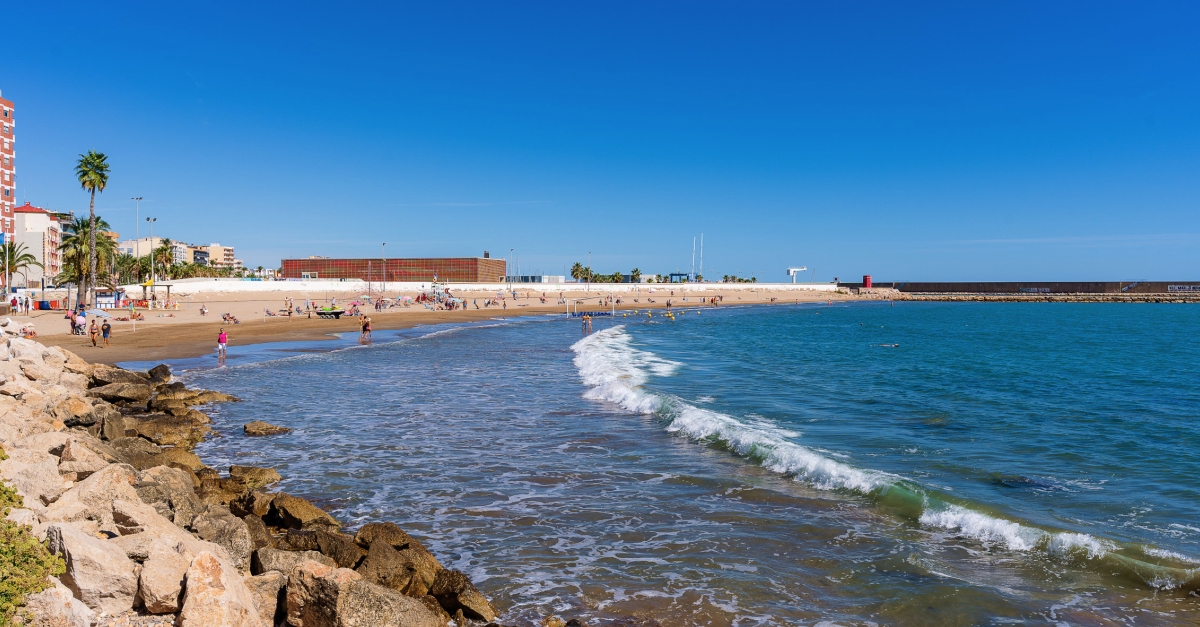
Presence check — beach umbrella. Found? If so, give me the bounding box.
[85,309,112,318]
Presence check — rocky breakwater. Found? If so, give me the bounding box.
[0,337,510,627]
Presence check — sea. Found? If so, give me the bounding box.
[126,302,1200,626]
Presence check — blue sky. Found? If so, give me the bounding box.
[7,2,1199,280]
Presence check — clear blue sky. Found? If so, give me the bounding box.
[7,2,1199,280]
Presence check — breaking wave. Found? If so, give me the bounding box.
[571,326,1200,590]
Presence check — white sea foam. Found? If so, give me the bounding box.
[569,326,1191,572]
[572,327,891,494]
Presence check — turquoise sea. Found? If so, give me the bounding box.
[148,302,1200,626]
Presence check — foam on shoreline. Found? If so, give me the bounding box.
[571,326,1200,590]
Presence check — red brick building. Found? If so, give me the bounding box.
[0,91,14,239]
[280,257,507,283]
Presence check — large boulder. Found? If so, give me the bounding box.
[130,414,212,449]
[244,515,274,552]
[353,522,417,550]
[354,540,415,593]
[229,465,282,490]
[286,561,444,627]
[276,529,319,552]
[429,569,497,622]
[191,504,255,572]
[350,522,441,594]
[19,577,95,627]
[21,361,63,385]
[90,364,149,386]
[316,530,367,569]
[97,406,127,441]
[54,396,94,426]
[268,494,339,530]
[57,438,109,481]
[147,363,172,384]
[0,446,66,506]
[43,463,140,527]
[46,522,138,616]
[231,491,275,518]
[245,570,287,627]
[87,382,153,403]
[157,446,205,472]
[244,421,291,436]
[155,381,200,401]
[252,547,335,576]
[135,465,204,528]
[140,545,192,613]
[194,390,240,404]
[108,437,164,469]
[177,551,264,627]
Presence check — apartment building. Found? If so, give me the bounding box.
[0,90,15,240]
[199,243,240,270]
[13,202,63,287]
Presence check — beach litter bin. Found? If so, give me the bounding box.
[38,301,50,310]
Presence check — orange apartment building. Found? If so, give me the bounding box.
[0,90,14,242]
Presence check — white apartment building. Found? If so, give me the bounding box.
[117,236,166,259]
[13,202,63,287]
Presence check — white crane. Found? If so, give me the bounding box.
[786,266,808,283]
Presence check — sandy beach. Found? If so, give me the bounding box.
[24,285,863,364]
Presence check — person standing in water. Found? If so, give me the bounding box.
[217,328,228,357]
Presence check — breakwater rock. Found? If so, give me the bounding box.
[0,338,608,627]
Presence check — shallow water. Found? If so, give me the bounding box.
[156,303,1200,626]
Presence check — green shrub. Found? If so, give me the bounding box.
[0,446,66,626]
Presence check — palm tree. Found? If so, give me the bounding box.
[59,215,116,308]
[75,151,110,307]
[0,242,43,290]
[570,262,584,281]
[630,268,641,284]
[151,238,176,280]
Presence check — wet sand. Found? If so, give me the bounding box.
[30,288,858,364]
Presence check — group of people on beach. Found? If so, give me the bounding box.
[66,309,111,348]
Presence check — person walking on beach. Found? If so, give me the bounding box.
[88,320,100,347]
[217,328,228,357]
[101,320,111,348]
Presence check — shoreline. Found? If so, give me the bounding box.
[31,294,860,365]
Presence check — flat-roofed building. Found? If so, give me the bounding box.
[280,256,507,283]
[0,91,15,240]
[13,202,64,287]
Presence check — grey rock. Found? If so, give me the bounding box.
[253,547,335,576]
[46,522,139,616]
[177,551,262,627]
[337,579,446,627]
[353,521,417,550]
[244,420,291,436]
[276,529,319,552]
[244,514,274,551]
[88,382,153,403]
[139,546,191,613]
[20,577,95,627]
[268,494,339,530]
[0,446,66,506]
[244,570,287,627]
[147,363,171,384]
[430,568,497,622]
[229,465,283,490]
[135,465,203,528]
[316,530,367,569]
[90,364,150,386]
[191,504,255,572]
[230,490,274,518]
[43,463,140,527]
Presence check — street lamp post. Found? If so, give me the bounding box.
[587,251,591,293]
[381,243,386,291]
